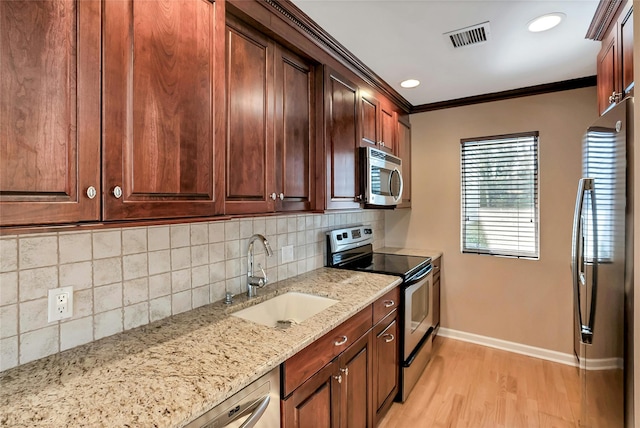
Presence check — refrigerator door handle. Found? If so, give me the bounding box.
[585,178,598,344]
[572,178,596,345]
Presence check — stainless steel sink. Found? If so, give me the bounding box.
[232,292,338,328]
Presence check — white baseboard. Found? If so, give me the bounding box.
[438,327,622,370]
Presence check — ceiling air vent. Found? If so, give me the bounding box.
[444,22,491,48]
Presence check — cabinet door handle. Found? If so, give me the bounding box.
[279,193,284,200]
[383,333,395,343]
[86,186,97,200]
[112,186,123,199]
[270,193,277,200]
[383,300,395,308]
[340,367,349,377]
[333,374,342,384]
[334,335,348,346]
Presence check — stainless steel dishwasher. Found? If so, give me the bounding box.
[183,367,280,428]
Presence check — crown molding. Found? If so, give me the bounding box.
[585,0,623,40]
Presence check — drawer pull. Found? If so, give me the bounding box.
[383,300,395,308]
[334,336,348,346]
[334,374,342,384]
[383,333,395,343]
[340,367,349,376]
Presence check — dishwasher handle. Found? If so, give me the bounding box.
[239,395,270,428]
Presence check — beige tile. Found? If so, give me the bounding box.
[59,232,92,264]
[296,260,306,276]
[73,289,93,319]
[240,219,253,239]
[191,244,209,267]
[210,281,226,303]
[19,236,58,269]
[148,250,170,275]
[172,290,191,315]
[20,325,59,364]
[0,271,18,306]
[278,264,288,281]
[60,316,93,351]
[225,259,241,278]
[0,238,17,272]
[149,273,171,299]
[265,218,277,236]
[192,285,209,309]
[59,261,93,290]
[94,283,122,313]
[123,253,148,280]
[253,217,266,235]
[190,223,208,245]
[209,243,225,263]
[225,240,240,260]
[287,216,297,233]
[150,296,171,322]
[124,302,149,330]
[123,277,148,306]
[170,224,190,248]
[297,216,306,232]
[171,247,191,271]
[296,231,306,247]
[92,230,121,259]
[122,228,147,255]
[0,336,18,371]
[209,261,225,283]
[148,226,170,251]
[313,215,322,229]
[93,257,122,287]
[225,220,240,241]
[94,309,122,340]
[208,222,225,243]
[225,276,242,296]
[0,304,18,338]
[19,299,49,333]
[171,269,191,293]
[19,266,58,301]
[277,217,288,234]
[191,265,209,288]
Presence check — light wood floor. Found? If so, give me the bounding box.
[379,336,582,428]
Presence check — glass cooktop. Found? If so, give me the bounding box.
[341,252,431,279]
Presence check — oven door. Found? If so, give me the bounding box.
[403,269,433,360]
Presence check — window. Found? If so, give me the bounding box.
[461,132,539,259]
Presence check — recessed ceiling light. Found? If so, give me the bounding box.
[400,79,420,89]
[528,13,565,33]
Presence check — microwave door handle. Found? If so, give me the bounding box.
[389,168,403,200]
[571,178,588,344]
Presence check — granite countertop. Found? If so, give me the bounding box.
[0,268,401,428]
[377,246,443,260]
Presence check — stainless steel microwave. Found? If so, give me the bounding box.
[361,147,403,207]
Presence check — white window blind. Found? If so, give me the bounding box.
[461,132,539,259]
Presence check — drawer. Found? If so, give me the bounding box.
[373,287,399,325]
[282,305,372,397]
[432,256,441,272]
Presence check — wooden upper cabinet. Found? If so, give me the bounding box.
[359,94,379,149]
[619,3,633,97]
[0,0,101,226]
[225,17,274,214]
[102,0,224,220]
[396,118,411,209]
[597,30,617,116]
[380,103,397,154]
[325,68,361,210]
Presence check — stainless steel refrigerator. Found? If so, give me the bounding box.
[572,97,634,427]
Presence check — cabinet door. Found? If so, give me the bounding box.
[373,314,398,424]
[619,4,633,96]
[103,0,224,220]
[396,118,411,208]
[325,68,361,210]
[338,332,372,428]
[282,360,340,428]
[275,46,315,212]
[597,30,617,116]
[379,104,397,154]
[225,16,275,214]
[359,94,379,149]
[1,0,101,226]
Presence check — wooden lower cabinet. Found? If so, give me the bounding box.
[338,332,373,428]
[373,313,398,425]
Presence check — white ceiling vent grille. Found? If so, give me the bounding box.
[444,22,491,48]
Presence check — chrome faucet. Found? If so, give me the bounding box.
[247,234,273,297]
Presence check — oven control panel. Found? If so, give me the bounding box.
[327,225,374,253]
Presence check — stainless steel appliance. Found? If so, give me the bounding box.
[571,97,634,427]
[184,367,280,428]
[361,147,404,207]
[326,225,433,402]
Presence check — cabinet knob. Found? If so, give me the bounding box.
[279,193,284,200]
[270,193,277,200]
[383,300,395,308]
[86,186,97,200]
[112,186,123,199]
[333,374,342,384]
[340,367,349,376]
[383,333,395,343]
[334,335,348,346]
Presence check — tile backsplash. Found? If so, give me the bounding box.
[0,211,385,371]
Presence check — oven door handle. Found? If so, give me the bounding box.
[404,263,433,285]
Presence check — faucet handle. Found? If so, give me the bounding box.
[257,263,268,286]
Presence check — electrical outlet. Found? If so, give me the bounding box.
[282,245,294,263]
[48,286,73,322]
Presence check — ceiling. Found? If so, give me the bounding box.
[289,0,602,106]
